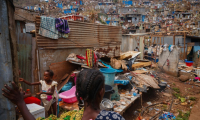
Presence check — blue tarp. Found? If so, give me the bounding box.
[80,1,83,5]
[193,46,200,52]
[64,9,71,14]
[57,3,63,9]
[106,21,110,24]
[123,1,133,5]
[142,15,145,22]
[99,60,123,73]
[114,80,129,85]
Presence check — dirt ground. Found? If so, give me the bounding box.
[123,69,200,120]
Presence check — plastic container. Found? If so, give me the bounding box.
[100,68,116,86]
[154,58,159,63]
[26,89,31,94]
[59,86,77,103]
[104,85,115,100]
[185,60,193,67]
[18,103,45,120]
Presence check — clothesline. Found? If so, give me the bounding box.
[17,14,85,47]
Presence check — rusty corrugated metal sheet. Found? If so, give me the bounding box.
[95,45,121,57]
[0,0,16,119]
[35,16,122,50]
[17,33,33,93]
[38,48,90,79]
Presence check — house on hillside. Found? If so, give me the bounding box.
[119,7,146,24]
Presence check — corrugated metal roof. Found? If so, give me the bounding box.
[35,16,122,49]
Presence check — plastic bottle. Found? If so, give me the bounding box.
[26,89,31,94]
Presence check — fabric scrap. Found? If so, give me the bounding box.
[39,16,59,39]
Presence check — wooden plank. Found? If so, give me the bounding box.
[132,61,152,69]
[15,8,37,22]
[7,0,19,85]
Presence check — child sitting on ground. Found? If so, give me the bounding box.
[20,70,57,116]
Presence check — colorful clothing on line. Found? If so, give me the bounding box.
[39,16,59,39]
[55,18,70,38]
[55,18,70,34]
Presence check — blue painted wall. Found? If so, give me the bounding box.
[142,15,146,22]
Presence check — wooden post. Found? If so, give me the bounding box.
[160,37,162,45]
[139,36,145,59]
[150,35,153,46]
[173,35,175,45]
[6,0,19,85]
[157,37,158,45]
[163,37,164,45]
[0,0,18,119]
[184,33,186,59]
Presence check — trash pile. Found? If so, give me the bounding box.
[52,49,168,115]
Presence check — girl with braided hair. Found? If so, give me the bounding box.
[75,69,125,120]
[2,69,125,120]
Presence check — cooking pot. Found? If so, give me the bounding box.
[100,98,114,111]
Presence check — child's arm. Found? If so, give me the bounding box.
[38,86,55,95]
[20,78,41,86]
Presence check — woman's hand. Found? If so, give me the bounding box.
[2,82,24,106]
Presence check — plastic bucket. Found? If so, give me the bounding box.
[185,60,193,67]
[100,68,116,86]
[104,85,115,100]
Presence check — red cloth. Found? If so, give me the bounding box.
[24,97,41,105]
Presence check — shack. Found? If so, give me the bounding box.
[35,16,122,92]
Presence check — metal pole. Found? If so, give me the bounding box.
[184,33,186,59]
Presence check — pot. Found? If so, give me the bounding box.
[100,98,114,111]
[103,85,115,100]
[158,83,167,91]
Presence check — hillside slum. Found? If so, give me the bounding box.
[1,0,200,120]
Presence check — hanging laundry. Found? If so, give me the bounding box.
[39,16,59,39]
[55,18,70,38]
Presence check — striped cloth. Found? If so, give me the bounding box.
[86,49,94,68]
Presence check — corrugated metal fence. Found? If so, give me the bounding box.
[35,16,122,51]
[17,33,33,92]
[0,0,16,119]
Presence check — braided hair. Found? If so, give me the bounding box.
[76,69,105,110]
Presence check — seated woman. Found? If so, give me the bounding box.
[2,69,125,120]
